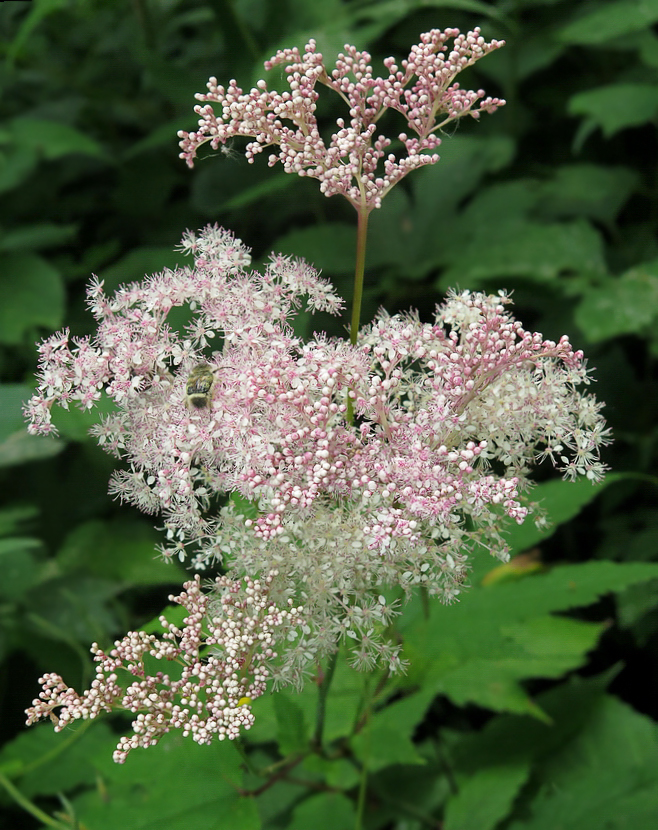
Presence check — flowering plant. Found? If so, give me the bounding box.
[25,27,608,763]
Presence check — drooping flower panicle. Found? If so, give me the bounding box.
[178,28,505,211]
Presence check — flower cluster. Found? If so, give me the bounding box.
[178,28,505,211]
[25,225,609,679]
[26,572,302,762]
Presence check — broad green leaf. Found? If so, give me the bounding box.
[507,695,658,830]
[9,117,107,161]
[73,732,259,830]
[539,164,639,225]
[575,264,658,341]
[558,0,658,44]
[274,692,310,756]
[56,519,185,586]
[0,222,78,253]
[351,692,429,771]
[301,755,361,790]
[0,504,39,538]
[271,224,356,276]
[444,762,530,830]
[0,252,64,343]
[504,474,624,558]
[0,144,38,194]
[0,721,116,799]
[568,84,658,138]
[0,537,41,599]
[439,220,606,287]
[403,561,658,715]
[289,792,355,830]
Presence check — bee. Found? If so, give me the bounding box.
[185,363,216,410]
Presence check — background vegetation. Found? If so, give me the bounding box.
[1,0,657,828]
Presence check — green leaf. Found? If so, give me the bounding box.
[575,263,658,342]
[73,733,260,830]
[539,165,639,225]
[9,117,107,161]
[351,692,428,771]
[0,721,116,798]
[507,695,658,830]
[270,224,356,276]
[444,762,531,830]
[274,692,310,756]
[56,519,185,586]
[439,219,606,287]
[0,222,78,253]
[403,561,658,716]
[505,474,624,557]
[289,792,355,830]
[558,0,658,44]
[0,252,64,343]
[98,246,187,295]
[0,384,65,466]
[0,536,41,600]
[568,84,658,138]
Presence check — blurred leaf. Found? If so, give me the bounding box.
[0,384,65,466]
[56,518,184,586]
[558,0,658,44]
[97,246,187,295]
[0,222,78,252]
[575,263,658,342]
[568,84,658,139]
[0,252,64,344]
[272,224,356,276]
[444,762,530,830]
[539,164,639,225]
[289,792,355,830]
[0,144,38,194]
[9,116,107,161]
[440,219,606,287]
[0,536,41,600]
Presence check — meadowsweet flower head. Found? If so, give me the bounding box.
[26,227,610,684]
[178,28,505,212]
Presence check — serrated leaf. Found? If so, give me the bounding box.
[351,692,428,771]
[73,733,259,830]
[539,165,639,225]
[575,264,658,341]
[444,762,530,830]
[403,561,658,715]
[0,252,64,343]
[568,84,658,138]
[507,695,658,830]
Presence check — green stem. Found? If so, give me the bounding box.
[0,770,72,829]
[349,208,370,346]
[313,651,339,750]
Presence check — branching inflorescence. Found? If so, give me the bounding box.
[26,28,609,761]
[178,28,505,211]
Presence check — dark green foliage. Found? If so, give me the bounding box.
[1,0,657,828]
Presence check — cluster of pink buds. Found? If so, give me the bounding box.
[178,28,505,211]
[26,572,302,762]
